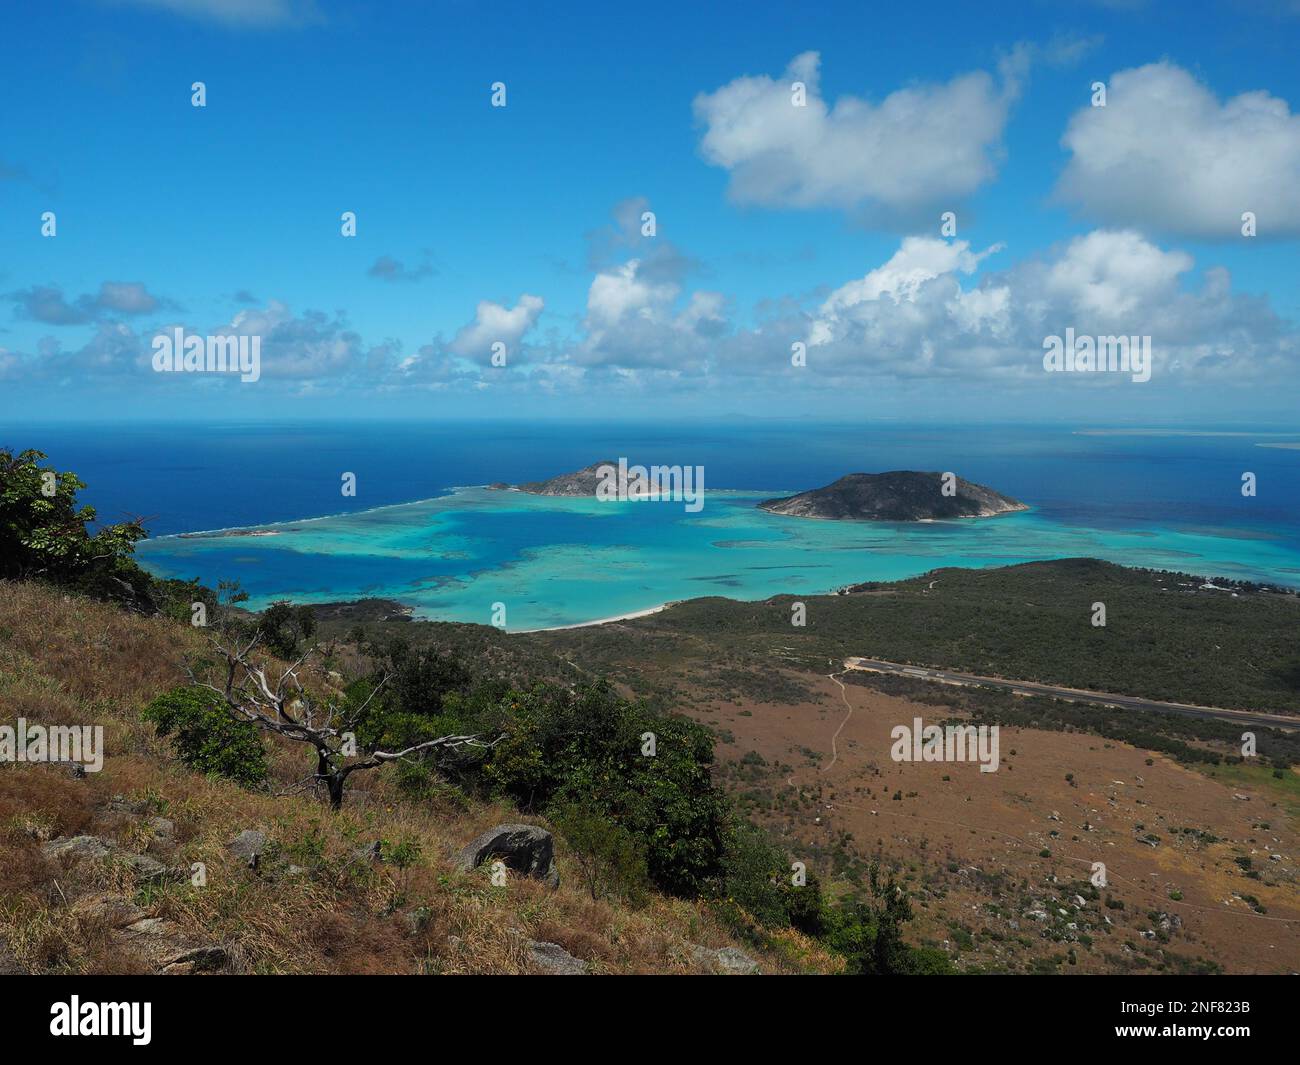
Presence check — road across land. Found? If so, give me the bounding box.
[843,657,1299,732]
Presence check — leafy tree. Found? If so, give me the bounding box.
[0,447,148,601]
[255,600,317,658]
[480,681,728,897]
[823,862,953,975]
[718,818,818,930]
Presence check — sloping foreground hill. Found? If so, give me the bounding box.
[0,580,835,975]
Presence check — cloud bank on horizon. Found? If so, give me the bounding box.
[1,0,1298,422]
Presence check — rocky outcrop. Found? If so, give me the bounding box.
[66,890,229,974]
[499,461,619,498]
[454,824,559,888]
[758,471,1026,522]
[42,835,113,863]
[228,829,268,868]
[690,944,760,975]
[122,852,188,885]
[41,835,187,885]
[527,940,589,975]
[121,914,229,974]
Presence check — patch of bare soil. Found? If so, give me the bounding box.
[695,673,1300,974]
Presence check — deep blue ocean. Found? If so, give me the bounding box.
[10,421,1300,628]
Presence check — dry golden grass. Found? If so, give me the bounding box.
[0,580,836,975]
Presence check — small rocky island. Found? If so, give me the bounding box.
[489,461,618,497]
[758,471,1026,521]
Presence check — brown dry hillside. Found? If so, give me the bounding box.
[0,580,835,975]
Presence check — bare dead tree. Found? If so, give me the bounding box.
[188,633,497,810]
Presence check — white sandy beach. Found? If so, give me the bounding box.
[516,603,670,633]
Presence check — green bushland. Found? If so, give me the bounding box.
[615,558,1300,713]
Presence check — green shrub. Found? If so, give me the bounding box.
[142,686,268,787]
[551,801,649,904]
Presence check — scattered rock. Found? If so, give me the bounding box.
[159,945,228,975]
[454,824,559,888]
[527,940,589,975]
[41,835,114,863]
[124,917,173,937]
[229,829,267,868]
[402,909,427,936]
[690,944,760,975]
[41,834,186,885]
[107,795,150,815]
[147,817,176,845]
[715,947,760,975]
[121,853,187,886]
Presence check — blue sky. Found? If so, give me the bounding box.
[2,0,1299,424]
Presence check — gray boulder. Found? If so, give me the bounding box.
[527,940,589,975]
[41,835,113,863]
[121,852,187,885]
[147,816,176,845]
[41,836,184,885]
[159,945,228,975]
[228,829,267,868]
[454,824,559,888]
[691,943,760,975]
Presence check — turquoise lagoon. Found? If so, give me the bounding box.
[135,486,1300,632]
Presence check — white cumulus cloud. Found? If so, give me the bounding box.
[693,51,1020,216]
[448,294,544,360]
[1056,62,1300,239]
